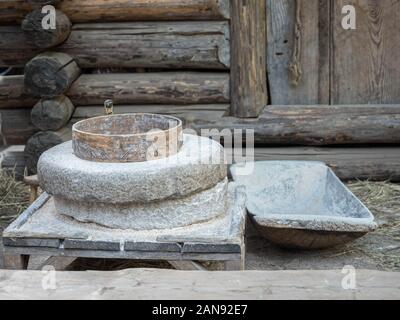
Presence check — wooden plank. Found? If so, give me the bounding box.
[2,238,60,248]
[192,104,400,145]
[124,242,181,253]
[0,21,230,69]
[72,105,229,127]
[332,0,400,104]
[67,73,230,106]
[63,240,120,251]
[266,0,330,104]
[0,0,230,25]
[3,246,241,262]
[0,269,398,299]
[0,75,37,109]
[182,243,241,254]
[0,108,38,146]
[227,146,400,182]
[230,0,268,117]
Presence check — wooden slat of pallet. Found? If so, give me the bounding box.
[192,104,400,145]
[3,246,241,262]
[266,0,330,104]
[0,21,230,69]
[0,0,230,25]
[332,0,400,104]
[0,269,398,300]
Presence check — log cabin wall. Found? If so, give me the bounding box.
[0,0,399,180]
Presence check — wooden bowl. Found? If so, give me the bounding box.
[231,161,377,250]
[72,113,183,163]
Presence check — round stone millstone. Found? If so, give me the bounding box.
[38,134,227,204]
[54,179,228,230]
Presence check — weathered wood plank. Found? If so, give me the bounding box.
[0,75,37,109]
[332,0,400,104]
[3,246,241,262]
[67,73,230,106]
[192,105,400,145]
[0,0,230,25]
[72,104,229,127]
[230,0,268,117]
[266,0,330,104]
[0,269,398,299]
[0,21,230,69]
[0,108,38,145]
[227,146,400,182]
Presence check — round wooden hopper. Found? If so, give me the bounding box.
[72,113,183,163]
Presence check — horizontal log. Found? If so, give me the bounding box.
[0,108,38,145]
[227,147,400,182]
[31,95,75,131]
[0,75,37,109]
[67,73,230,105]
[0,22,230,69]
[0,269,398,299]
[72,104,229,126]
[21,9,71,49]
[24,52,81,98]
[192,105,400,145]
[0,0,230,25]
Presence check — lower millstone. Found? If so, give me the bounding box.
[54,178,229,230]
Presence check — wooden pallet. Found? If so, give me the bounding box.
[2,191,246,271]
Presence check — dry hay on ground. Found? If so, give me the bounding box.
[0,170,29,231]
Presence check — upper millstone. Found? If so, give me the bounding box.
[38,134,227,204]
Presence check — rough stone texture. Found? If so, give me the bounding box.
[2,183,246,245]
[54,179,228,230]
[231,161,377,249]
[38,134,227,204]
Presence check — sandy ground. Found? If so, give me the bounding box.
[0,182,399,271]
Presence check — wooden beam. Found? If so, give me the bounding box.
[227,147,400,182]
[0,0,230,25]
[67,73,230,106]
[266,0,330,104]
[331,0,400,104]
[21,9,71,49]
[0,21,230,69]
[230,0,268,117]
[193,105,400,145]
[0,75,37,109]
[24,52,81,98]
[0,269,398,299]
[0,108,38,145]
